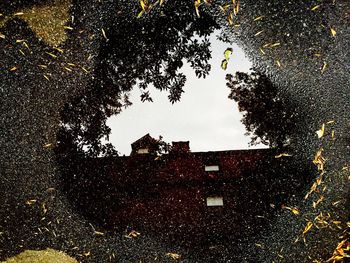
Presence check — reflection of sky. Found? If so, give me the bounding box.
[107,34,268,155]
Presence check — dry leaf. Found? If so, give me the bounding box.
[303,221,313,235]
[166,253,181,260]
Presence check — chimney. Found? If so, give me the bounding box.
[171,141,190,153]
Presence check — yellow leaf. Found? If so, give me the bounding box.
[81,67,89,73]
[311,5,320,11]
[330,27,337,37]
[46,52,57,58]
[94,231,104,236]
[233,0,240,15]
[125,230,141,238]
[227,12,234,25]
[336,240,347,250]
[22,41,30,50]
[275,60,282,68]
[255,30,264,36]
[312,195,324,209]
[283,206,300,215]
[221,59,228,70]
[329,255,345,261]
[101,28,108,41]
[42,203,47,214]
[224,48,232,61]
[194,0,201,17]
[219,4,230,13]
[137,10,145,18]
[316,123,325,138]
[166,253,181,260]
[255,243,264,248]
[332,200,341,206]
[270,42,280,48]
[140,0,148,11]
[313,148,325,172]
[54,47,64,53]
[25,199,37,205]
[291,208,300,215]
[195,7,200,17]
[303,221,313,235]
[254,15,265,21]
[259,47,266,55]
[275,153,292,158]
[305,181,318,199]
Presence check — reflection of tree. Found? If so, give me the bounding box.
[57,1,218,157]
[226,69,299,149]
[1,1,347,262]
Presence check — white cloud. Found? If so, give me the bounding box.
[106,34,267,155]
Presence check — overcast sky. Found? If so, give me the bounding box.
[107,34,268,155]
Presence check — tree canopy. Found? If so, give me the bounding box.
[56,0,219,157]
[226,69,299,149]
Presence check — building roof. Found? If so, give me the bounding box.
[131,133,153,146]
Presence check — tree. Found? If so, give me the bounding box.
[56,0,219,158]
[226,69,299,149]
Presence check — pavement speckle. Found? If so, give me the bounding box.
[0,0,349,262]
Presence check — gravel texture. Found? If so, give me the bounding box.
[0,0,349,262]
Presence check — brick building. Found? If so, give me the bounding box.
[64,134,307,248]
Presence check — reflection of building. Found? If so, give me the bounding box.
[69,134,301,248]
[130,133,159,155]
[106,135,275,242]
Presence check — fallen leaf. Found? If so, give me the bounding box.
[25,199,37,205]
[275,153,292,158]
[311,5,320,11]
[166,253,181,260]
[254,15,265,21]
[94,231,104,236]
[303,221,313,235]
[330,27,337,37]
[316,123,325,138]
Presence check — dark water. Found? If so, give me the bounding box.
[0,0,349,262]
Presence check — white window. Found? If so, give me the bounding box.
[137,148,149,154]
[205,165,219,172]
[206,197,224,207]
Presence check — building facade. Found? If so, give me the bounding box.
[64,134,306,249]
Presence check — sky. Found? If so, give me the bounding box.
[106,34,268,155]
